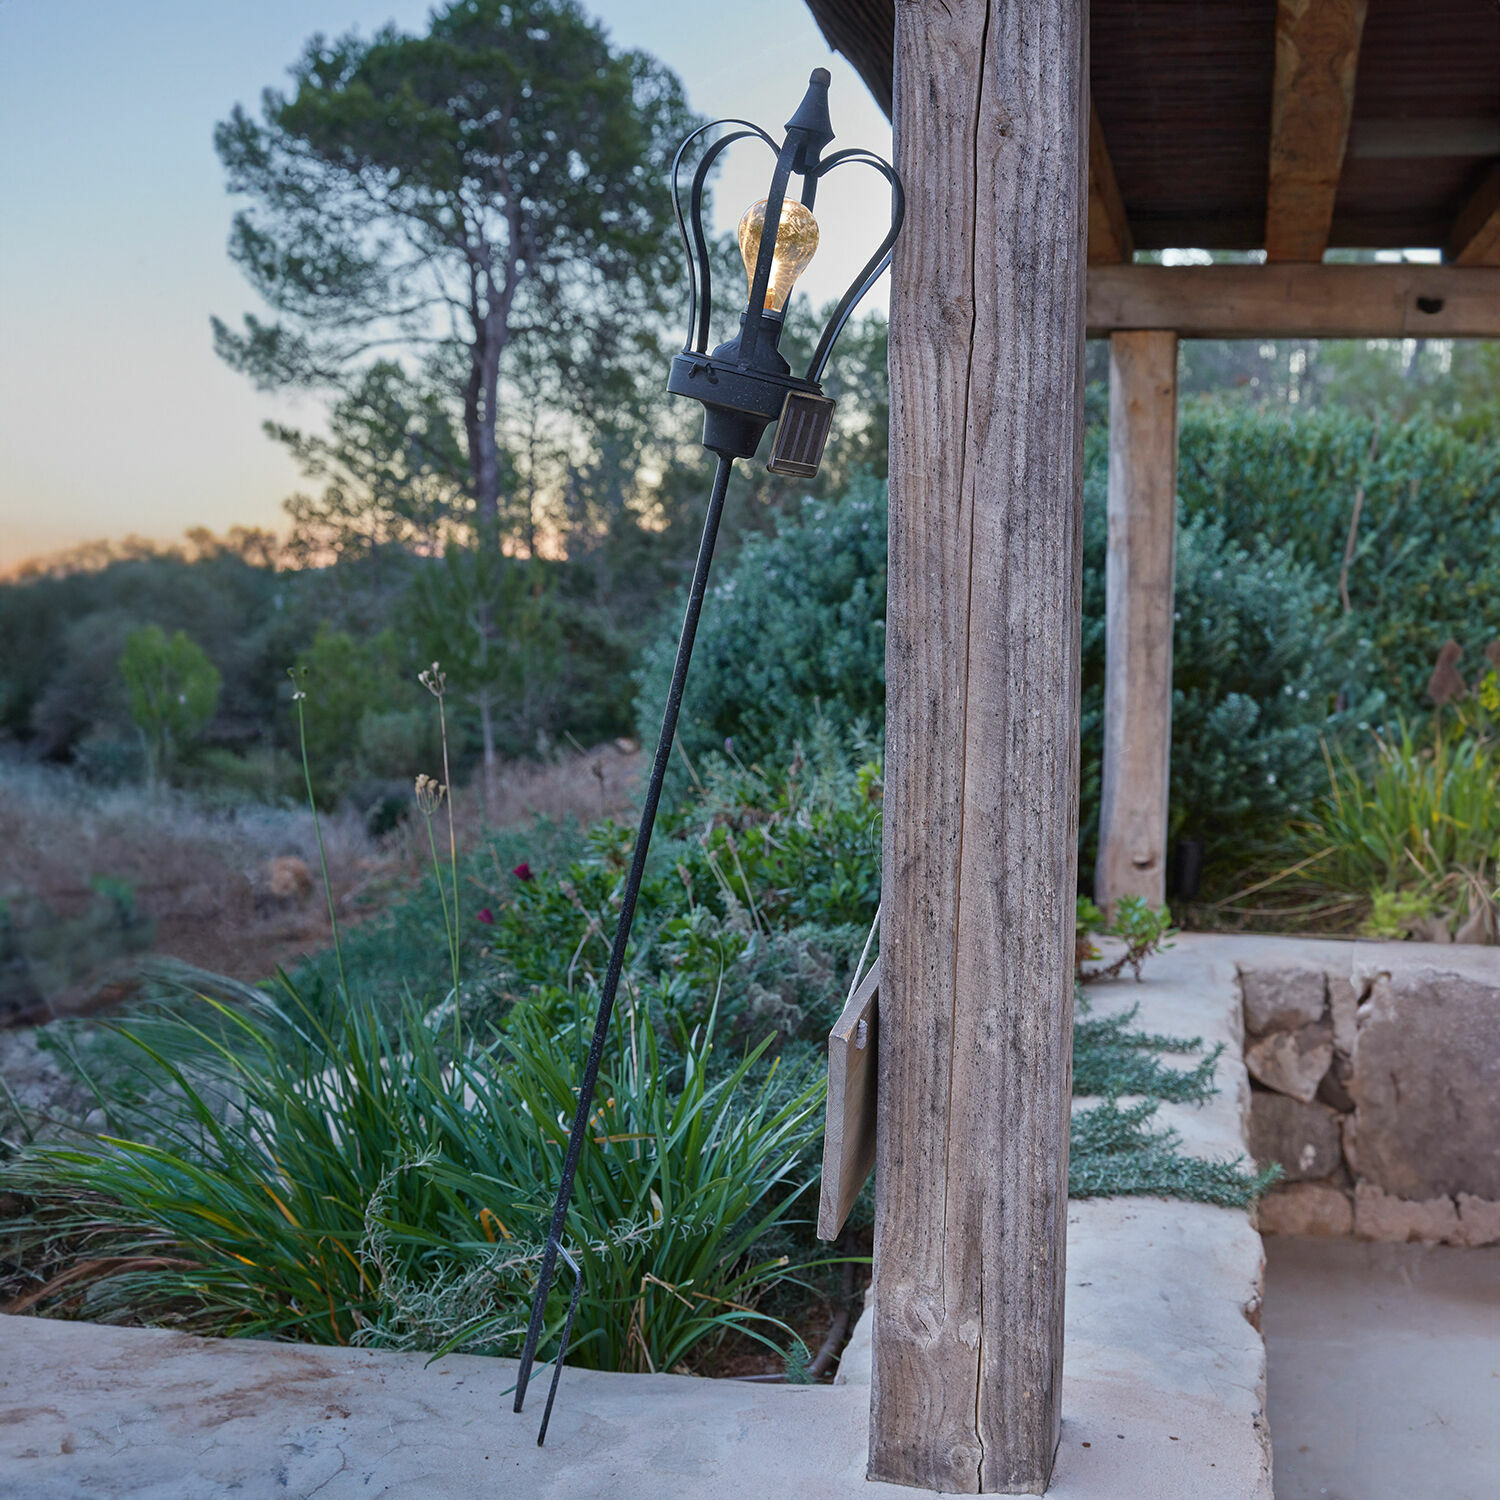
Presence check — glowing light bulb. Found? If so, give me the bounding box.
[738,197,819,315]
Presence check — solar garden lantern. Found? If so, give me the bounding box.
[668,66,904,475]
[512,68,904,1441]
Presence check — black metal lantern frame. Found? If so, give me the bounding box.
[669,67,905,470]
[512,69,903,1443]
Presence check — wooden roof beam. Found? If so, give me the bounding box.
[1088,98,1133,265]
[1448,164,1500,266]
[1087,263,1500,339]
[1265,0,1369,263]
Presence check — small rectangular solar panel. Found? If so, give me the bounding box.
[768,390,836,478]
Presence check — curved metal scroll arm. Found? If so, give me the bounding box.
[671,119,779,355]
[803,148,906,384]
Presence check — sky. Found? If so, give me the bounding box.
[0,0,891,574]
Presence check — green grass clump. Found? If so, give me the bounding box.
[1299,719,1500,936]
[2,976,822,1372]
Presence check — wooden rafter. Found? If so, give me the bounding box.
[1265,0,1368,262]
[1088,98,1133,265]
[1448,163,1500,266]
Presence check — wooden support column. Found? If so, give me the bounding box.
[1095,331,1178,913]
[871,1,1087,1492]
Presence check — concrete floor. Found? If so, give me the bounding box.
[1263,1237,1500,1500]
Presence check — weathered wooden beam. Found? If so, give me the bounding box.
[1448,164,1500,267]
[1096,331,1177,915]
[1088,98,1133,265]
[1086,263,1500,339]
[1265,0,1368,263]
[873,0,1085,1491]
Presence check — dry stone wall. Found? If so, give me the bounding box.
[1243,957,1500,1246]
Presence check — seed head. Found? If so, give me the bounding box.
[419,662,447,698]
[414,773,447,815]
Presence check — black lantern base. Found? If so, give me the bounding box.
[667,348,824,460]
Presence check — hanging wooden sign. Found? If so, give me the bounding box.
[817,957,880,1240]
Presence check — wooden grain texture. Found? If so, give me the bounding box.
[1087,98,1133,265]
[817,960,881,1241]
[872,0,1086,1490]
[1086,263,1500,339]
[1449,163,1500,267]
[1095,331,1177,913]
[1265,0,1368,262]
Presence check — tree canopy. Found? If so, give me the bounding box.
[215,0,698,541]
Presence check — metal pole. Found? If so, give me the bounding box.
[513,450,735,1418]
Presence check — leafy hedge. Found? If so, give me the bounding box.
[646,449,1368,871]
[1176,404,1500,704]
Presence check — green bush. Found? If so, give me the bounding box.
[1300,722,1500,937]
[2,980,822,1371]
[118,625,222,786]
[2,730,1268,1361]
[636,475,888,768]
[652,467,1368,875]
[1099,509,1376,860]
[1176,404,1500,705]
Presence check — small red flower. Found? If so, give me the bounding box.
[477,907,495,925]
[511,862,533,882]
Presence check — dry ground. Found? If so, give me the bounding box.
[0,743,641,1022]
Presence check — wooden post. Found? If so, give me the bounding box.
[871,1,1087,1492]
[1095,330,1178,913]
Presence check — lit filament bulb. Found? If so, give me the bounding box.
[737,197,819,314]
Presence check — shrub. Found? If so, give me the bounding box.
[118,625,222,786]
[1,980,823,1372]
[636,475,888,768]
[1176,404,1500,705]
[651,468,1369,875]
[1299,722,1500,938]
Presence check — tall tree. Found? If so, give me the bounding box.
[215,0,697,541]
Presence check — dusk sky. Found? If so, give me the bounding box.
[0,1,890,573]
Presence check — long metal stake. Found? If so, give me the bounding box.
[513,451,735,1424]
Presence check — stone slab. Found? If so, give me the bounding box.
[1349,965,1500,1201]
[1238,965,1326,1034]
[1243,1027,1332,1102]
[1248,1093,1341,1181]
[1257,1181,1353,1238]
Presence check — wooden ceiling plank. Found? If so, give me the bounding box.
[1265,0,1369,262]
[1448,164,1500,266]
[1089,99,1134,265]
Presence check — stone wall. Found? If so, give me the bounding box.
[1242,955,1500,1245]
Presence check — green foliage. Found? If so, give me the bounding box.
[2,730,1269,1360]
[2,981,822,1372]
[1081,421,1378,864]
[0,540,298,767]
[1175,403,1500,707]
[274,361,472,565]
[213,0,698,536]
[656,468,1366,874]
[292,626,423,800]
[1300,723,1500,937]
[1069,1100,1277,1208]
[637,479,889,767]
[118,626,222,784]
[1075,896,1176,982]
